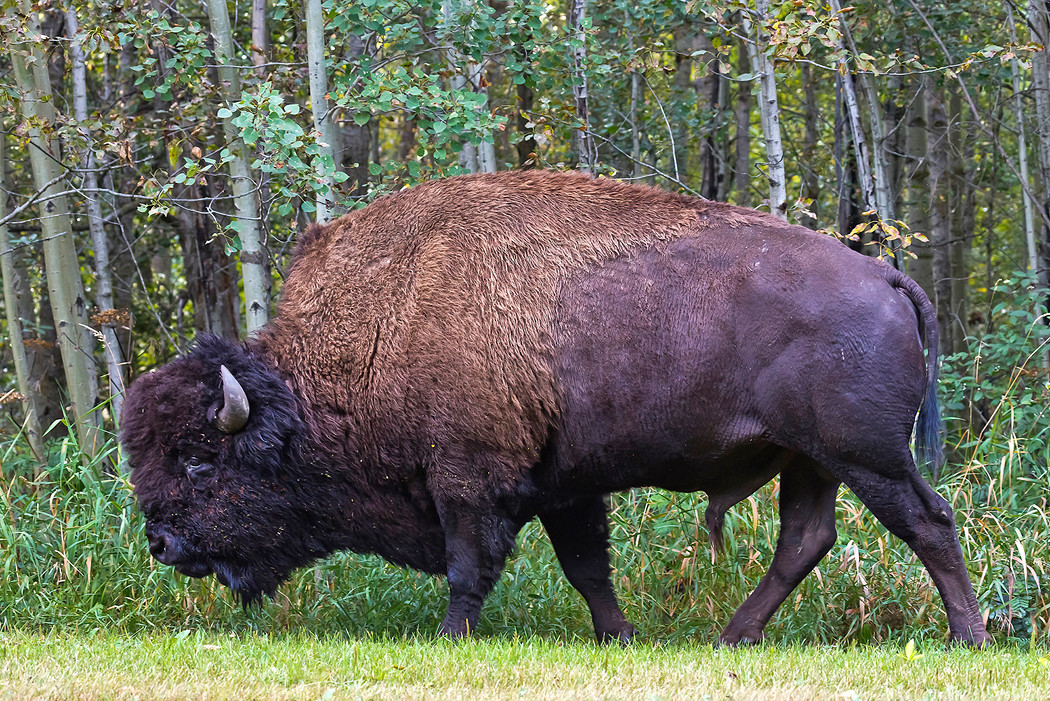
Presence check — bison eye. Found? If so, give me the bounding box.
[184,456,215,483]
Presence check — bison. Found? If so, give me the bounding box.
[121,170,990,646]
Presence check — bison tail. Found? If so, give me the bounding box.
[891,270,945,479]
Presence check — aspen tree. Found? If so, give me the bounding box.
[741,0,786,219]
[206,0,269,332]
[8,0,101,456]
[0,134,44,462]
[67,9,127,425]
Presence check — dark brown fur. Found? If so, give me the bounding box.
[123,170,990,646]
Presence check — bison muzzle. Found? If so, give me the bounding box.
[121,170,991,647]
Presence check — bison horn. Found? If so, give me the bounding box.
[210,365,250,434]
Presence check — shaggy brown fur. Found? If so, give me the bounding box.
[124,170,990,647]
[260,172,775,489]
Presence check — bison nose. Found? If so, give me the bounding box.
[147,528,179,565]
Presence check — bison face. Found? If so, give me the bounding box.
[121,336,323,605]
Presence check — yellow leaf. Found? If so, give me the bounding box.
[167,141,182,171]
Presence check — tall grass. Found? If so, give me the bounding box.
[2,276,1049,644]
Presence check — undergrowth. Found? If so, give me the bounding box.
[2,275,1050,646]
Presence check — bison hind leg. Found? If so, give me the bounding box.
[827,452,992,648]
[718,457,839,647]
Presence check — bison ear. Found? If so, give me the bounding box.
[207,365,250,434]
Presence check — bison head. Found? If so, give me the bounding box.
[121,335,326,605]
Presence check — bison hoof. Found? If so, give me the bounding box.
[596,623,637,645]
[717,629,764,648]
[437,617,475,639]
[950,631,993,649]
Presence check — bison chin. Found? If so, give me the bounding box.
[211,560,296,609]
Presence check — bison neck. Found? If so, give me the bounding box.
[246,339,450,575]
[283,430,449,576]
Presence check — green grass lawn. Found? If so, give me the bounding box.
[0,630,1046,700]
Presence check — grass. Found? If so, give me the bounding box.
[1,630,1047,700]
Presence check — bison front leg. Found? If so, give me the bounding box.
[720,460,839,646]
[435,501,521,638]
[540,496,636,644]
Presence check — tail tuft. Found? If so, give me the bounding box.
[914,360,944,480]
[890,270,945,481]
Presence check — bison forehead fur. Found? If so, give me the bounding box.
[122,170,990,647]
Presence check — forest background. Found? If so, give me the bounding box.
[2,0,1050,647]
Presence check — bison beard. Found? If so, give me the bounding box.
[121,170,991,647]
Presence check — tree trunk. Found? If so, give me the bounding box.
[343,33,371,196]
[33,283,70,439]
[8,1,102,456]
[949,90,973,355]
[206,0,269,333]
[801,62,820,222]
[569,0,595,172]
[177,181,241,340]
[734,37,752,207]
[835,75,862,247]
[0,134,45,462]
[470,64,497,173]
[927,83,958,357]
[1009,8,1038,274]
[1028,0,1050,292]
[742,0,786,219]
[697,31,722,200]
[443,0,476,172]
[252,0,268,75]
[623,9,641,179]
[834,0,894,220]
[442,0,496,174]
[67,9,128,426]
[672,21,696,183]
[830,9,875,215]
[306,0,337,220]
[905,73,934,297]
[518,77,537,169]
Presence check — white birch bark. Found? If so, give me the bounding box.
[570,0,596,172]
[67,9,127,426]
[1014,5,1048,367]
[306,0,336,220]
[829,0,894,223]
[0,134,44,461]
[1009,8,1038,273]
[742,0,786,219]
[442,0,496,174]
[468,62,497,173]
[836,67,875,208]
[206,0,270,332]
[8,1,102,456]
[1028,0,1050,291]
[252,0,268,75]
